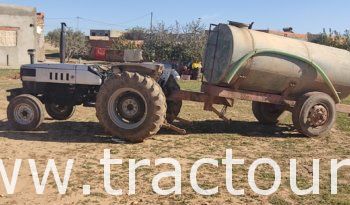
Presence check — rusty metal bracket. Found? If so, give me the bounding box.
[282,82,297,98]
[281,82,297,107]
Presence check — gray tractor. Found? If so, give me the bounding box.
[7,61,181,142]
[7,24,181,143]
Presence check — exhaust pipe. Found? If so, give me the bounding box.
[27,49,36,64]
[60,22,66,63]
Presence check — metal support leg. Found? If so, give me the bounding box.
[163,122,187,135]
[175,116,192,125]
[211,106,230,122]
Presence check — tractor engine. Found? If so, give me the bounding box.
[18,63,106,107]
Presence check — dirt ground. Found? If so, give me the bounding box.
[1,74,350,205]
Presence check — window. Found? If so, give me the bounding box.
[0,27,18,47]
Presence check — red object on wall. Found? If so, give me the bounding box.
[91,47,106,60]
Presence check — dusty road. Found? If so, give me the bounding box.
[0,77,350,205]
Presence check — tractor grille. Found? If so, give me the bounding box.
[49,72,70,81]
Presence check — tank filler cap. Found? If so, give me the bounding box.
[228,21,249,28]
[228,21,254,29]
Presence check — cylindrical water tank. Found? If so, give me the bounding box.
[203,24,350,101]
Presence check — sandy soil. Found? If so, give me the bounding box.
[0,79,350,205]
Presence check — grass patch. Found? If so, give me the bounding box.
[0,69,20,80]
[337,96,350,133]
[337,113,350,133]
[178,80,201,91]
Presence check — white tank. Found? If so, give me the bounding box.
[203,24,350,101]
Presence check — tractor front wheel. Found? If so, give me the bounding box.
[7,94,44,131]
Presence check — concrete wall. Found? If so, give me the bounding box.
[0,4,37,68]
[110,30,124,38]
[36,12,45,62]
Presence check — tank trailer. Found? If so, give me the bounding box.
[7,22,350,142]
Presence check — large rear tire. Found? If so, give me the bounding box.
[96,72,166,143]
[163,75,182,123]
[252,102,285,125]
[7,94,44,131]
[292,92,336,137]
[45,103,75,120]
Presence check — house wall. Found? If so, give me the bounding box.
[0,4,38,68]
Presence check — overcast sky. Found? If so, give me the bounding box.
[1,0,349,34]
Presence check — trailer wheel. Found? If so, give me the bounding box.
[45,103,76,120]
[292,92,336,137]
[163,75,182,123]
[252,102,285,125]
[7,94,44,131]
[96,72,166,143]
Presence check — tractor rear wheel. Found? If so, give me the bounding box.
[96,72,166,143]
[252,102,285,125]
[45,103,75,120]
[7,94,44,131]
[292,92,336,137]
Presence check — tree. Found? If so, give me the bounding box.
[123,27,147,40]
[312,29,350,51]
[142,19,207,63]
[111,36,140,50]
[46,28,89,62]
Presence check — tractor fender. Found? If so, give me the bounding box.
[159,69,179,87]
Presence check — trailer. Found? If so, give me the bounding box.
[6,22,350,142]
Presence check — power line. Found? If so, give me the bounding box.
[78,15,148,27]
[62,13,152,28]
[116,13,151,25]
[46,17,76,20]
[45,13,152,32]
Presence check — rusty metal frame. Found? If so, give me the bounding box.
[201,83,295,106]
[168,89,233,106]
[336,104,350,114]
[169,83,350,114]
[169,83,292,106]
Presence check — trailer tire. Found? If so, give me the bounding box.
[292,92,336,137]
[7,94,44,131]
[252,102,285,125]
[163,75,182,123]
[96,72,166,143]
[45,103,75,120]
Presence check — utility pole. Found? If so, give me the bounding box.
[150,12,153,33]
[76,16,80,30]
